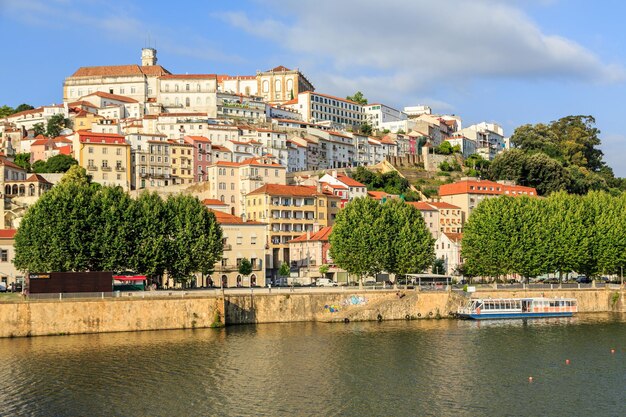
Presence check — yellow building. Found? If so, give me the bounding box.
[169,139,195,185]
[73,109,103,131]
[0,229,21,289]
[206,210,268,288]
[245,184,340,277]
[76,131,131,190]
[256,65,314,105]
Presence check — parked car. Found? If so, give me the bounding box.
[0,283,6,293]
[316,278,337,287]
[576,276,592,284]
[543,278,560,284]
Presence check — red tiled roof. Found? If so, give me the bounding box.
[184,135,211,143]
[71,64,170,77]
[26,174,51,183]
[202,199,227,206]
[160,74,217,80]
[281,98,298,106]
[83,91,138,103]
[248,184,324,197]
[31,139,51,147]
[0,229,17,239]
[58,146,72,156]
[6,107,43,119]
[289,226,333,243]
[268,65,291,72]
[367,191,398,200]
[336,175,365,187]
[408,202,437,211]
[0,157,24,171]
[239,157,283,167]
[427,201,461,210]
[443,232,463,243]
[77,130,127,145]
[209,210,264,225]
[302,91,361,106]
[439,179,537,197]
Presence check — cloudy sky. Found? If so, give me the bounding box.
[2,0,625,175]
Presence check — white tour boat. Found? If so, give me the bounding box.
[457,297,577,320]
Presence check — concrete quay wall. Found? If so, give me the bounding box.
[0,288,623,338]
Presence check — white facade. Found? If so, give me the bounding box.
[286,91,364,128]
[363,103,407,130]
[446,136,477,158]
[435,233,462,276]
[156,75,218,116]
[403,105,432,117]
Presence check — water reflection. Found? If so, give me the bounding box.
[0,313,623,416]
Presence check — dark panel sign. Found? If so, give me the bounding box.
[28,272,113,293]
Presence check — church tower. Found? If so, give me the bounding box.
[141,48,157,66]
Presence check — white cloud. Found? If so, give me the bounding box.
[218,0,624,105]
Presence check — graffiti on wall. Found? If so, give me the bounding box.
[324,296,368,313]
[342,295,367,306]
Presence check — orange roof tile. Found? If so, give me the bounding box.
[184,135,211,143]
[336,175,365,187]
[77,130,127,145]
[0,229,17,239]
[408,202,437,211]
[202,199,227,206]
[443,232,463,242]
[160,74,217,80]
[427,201,461,210]
[289,226,333,243]
[209,210,265,225]
[71,64,170,77]
[248,184,325,197]
[439,179,537,197]
[83,91,138,103]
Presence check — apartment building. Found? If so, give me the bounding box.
[206,157,287,216]
[435,232,463,276]
[439,178,537,218]
[209,210,267,288]
[183,135,212,182]
[76,131,131,190]
[285,91,364,128]
[408,202,440,239]
[288,226,333,282]
[0,229,21,288]
[156,74,218,117]
[363,103,407,130]
[169,140,195,185]
[427,201,464,235]
[245,184,340,276]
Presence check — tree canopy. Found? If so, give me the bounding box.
[14,167,223,284]
[351,166,420,201]
[329,198,434,281]
[493,115,623,195]
[461,192,626,280]
[0,103,34,118]
[32,154,78,173]
[346,91,368,105]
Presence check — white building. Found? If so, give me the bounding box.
[284,91,364,128]
[363,103,407,130]
[435,232,462,276]
[156,74,218,116]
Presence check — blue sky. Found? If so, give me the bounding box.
[1,0,625,176]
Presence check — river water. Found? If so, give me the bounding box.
[0,314,624,417]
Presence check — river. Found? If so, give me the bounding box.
[0,313,624,416]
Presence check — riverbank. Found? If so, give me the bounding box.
[0,287,623,338]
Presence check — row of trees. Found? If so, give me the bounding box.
[14,166,223,284]
[461,192,626,280]
[329,198,435,282]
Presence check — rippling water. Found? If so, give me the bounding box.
[0,314,624,416]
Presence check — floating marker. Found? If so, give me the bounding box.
[528,376,533,382]
[565,359,570,365]
[611,349,616,354]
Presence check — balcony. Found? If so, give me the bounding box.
[115,166,125,172]
[87,165,97,171]
[223,244,232,251]
[101,166,112,172]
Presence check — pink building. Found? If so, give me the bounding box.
[184,135,212,182]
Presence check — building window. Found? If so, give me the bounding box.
[88,147,94,154]
[0,250,7,262]
[102,148,108,155]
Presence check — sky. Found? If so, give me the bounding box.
[1,0,625,176]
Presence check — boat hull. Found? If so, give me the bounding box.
[458,312,573,320]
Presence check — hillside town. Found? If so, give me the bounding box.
[0,48,539,289]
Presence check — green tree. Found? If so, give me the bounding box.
[32,154,78,173]
[432,258,445,275]
[129,191,169,279]
[14,168,99,272]
[330,198,385,283]
[14,153,31,172]
[164,194,223,286]
[464,154,490,177]
[32,123,45,137]
[238,258,253,277]
[46,113,72,137]
[360,122,373,136]
[279,262,290,277]
[437,141,453,155]
[346,91,368,105]
[14,103,34,113]
[319,264,330,275]
[0,105,14,118]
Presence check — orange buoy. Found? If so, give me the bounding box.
[611,349,616,354]
[528,376,533,382]
[565,359,570,365]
